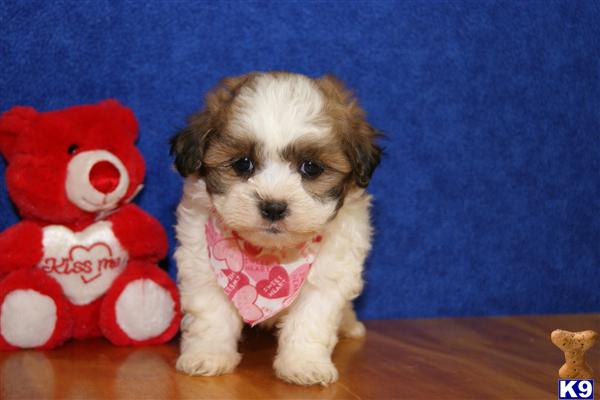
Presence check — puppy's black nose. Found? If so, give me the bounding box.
[259,201,288,221]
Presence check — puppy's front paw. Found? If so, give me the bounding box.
[176,351,241,376]
[274,353,339,386]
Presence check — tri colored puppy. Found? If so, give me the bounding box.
[171,72,381,385]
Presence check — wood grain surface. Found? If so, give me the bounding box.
[1,314,598,399]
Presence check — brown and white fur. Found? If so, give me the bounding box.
[170,72,381,385]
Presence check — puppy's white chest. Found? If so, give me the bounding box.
[38,221,129,305]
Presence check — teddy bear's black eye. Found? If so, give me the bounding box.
[67,144,79,155]
[232,156,255,177]
[299,160,324,179]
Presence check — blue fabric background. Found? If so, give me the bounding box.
[1,1,598,319]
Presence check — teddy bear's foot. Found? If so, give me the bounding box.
[100,262,180,346]
[0,269,72,350]
[114,279,175,340]
[1,290,56,348]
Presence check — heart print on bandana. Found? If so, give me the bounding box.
[205,212,321,326]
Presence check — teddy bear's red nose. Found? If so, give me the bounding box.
[89,161,121,194]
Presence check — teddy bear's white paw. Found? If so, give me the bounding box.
[115,279,175,341]
[176,351,241,376]
[274,353,339,386]
[0,289,57,348]
[340,320,366,339]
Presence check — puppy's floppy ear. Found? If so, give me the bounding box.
[170,118,212,177]
[317,74,382,188]
[0,106,38,161]
[170,73,258,177]
[347,122,382,188]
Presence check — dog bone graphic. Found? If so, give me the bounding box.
[551,329,598,379]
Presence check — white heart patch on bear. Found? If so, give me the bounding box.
[38,221,129,305]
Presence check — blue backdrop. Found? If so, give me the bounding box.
[1,1,599,319]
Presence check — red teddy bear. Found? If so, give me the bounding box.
[0,100,180,350]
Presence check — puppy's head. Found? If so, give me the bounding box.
[171,72,381,247]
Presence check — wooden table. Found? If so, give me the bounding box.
[1,314,598,399]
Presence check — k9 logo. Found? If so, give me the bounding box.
[558,380,594,400]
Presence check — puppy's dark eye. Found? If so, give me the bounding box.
[299,160,324,179]
[232,156,255,176]
[67,144,79,155]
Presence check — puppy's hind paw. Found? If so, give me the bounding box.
[340,320,366,339]
[176,351,241,376]
[274,355,339,386]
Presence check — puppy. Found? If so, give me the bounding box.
[170,72,381,385]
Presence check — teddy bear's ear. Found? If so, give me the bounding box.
[98,99,139,142]
[0,106,38,160]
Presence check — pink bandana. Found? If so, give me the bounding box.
[205,213,322,326]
